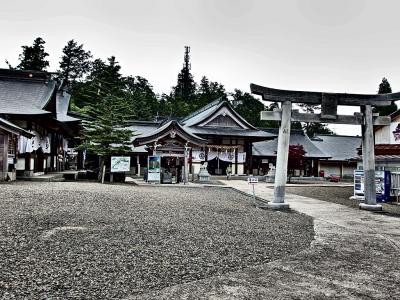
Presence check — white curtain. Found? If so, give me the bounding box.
[207,151,218,161]
[41,135,51,154]
[219,151,235,162]
[18,135,28,154]
[191,150,205,162]
[237,152,246,163]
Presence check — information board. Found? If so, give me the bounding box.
[111,156,130,172]
[148,156,161,182]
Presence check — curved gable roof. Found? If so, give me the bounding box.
[134,120,206,147]
[181,99,258,130]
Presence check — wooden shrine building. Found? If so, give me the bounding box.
[129,98,276,182]
[0,69,81,180]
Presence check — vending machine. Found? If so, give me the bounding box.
[353,170,391,202]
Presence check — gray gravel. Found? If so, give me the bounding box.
[0,182,314,299]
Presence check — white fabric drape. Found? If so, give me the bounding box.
[237,152,246,163]
[63,139,69,152]
[191,150,205,162]
[41,135,51,153]
[18,135,28,154]
[219,151,235,162]
[207,151,218,161]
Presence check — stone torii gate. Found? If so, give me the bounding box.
[250,83,400,211]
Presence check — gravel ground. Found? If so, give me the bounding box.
[282,185,400,217]
[0,182,314,299]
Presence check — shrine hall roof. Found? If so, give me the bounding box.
[252,129,330,158]
[312,135,362,161]
[0,70,56,115]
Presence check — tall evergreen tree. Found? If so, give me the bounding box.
[16,37,50,71]
[169,46,196,116]
[173,46,196,101]
[71,56,125,109]
[59,39,92,85]
[124,76,159,120]
[375,77,397,116]
[231,89,278,128]
[81,94,134,181]
[297,103,333,137]
[196,76,226,107]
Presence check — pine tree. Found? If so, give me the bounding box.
[231,89,278,128]
[170,46,196,116]
[196,76,226,108]
[16,37,50,71]
[71,56,125,109]
[124,76,159,120]
[375,77,397,116]
[297,103,333,137]
[81,94,134,181]
[59,39,92,85]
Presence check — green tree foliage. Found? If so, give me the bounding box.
[231,89,278,128]
[71,56,125,110]
[196,76,226,107]
[124,76,159,120]
[172,47,196,102]
[82,94,134,180]
[14,37,50,71]
[59,39,92,85]
[375,77,397,116]
[297,103,333,137]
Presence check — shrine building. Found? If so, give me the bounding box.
[127,98,276,181]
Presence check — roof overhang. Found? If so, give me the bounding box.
[0,118,34,137]
[134,120,207,147]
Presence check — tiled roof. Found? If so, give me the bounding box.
[134,120,206,146]
[189,126,275,138]
[313,135,362,161]
[253,130,330,158]
[0,77,56,115]
[56,92,80,122]
[181,98,259,130]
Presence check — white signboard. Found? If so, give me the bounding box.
[148,156,161,182]
[111,156,130,172]
[248,177,258,184]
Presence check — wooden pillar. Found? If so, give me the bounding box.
[360,105,382,211]
[234,147,238,175]
[136,155,140,176]
[0,134,8,181]
[270,101,291,209]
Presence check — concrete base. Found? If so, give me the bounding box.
[359,203,382,211]
[268,202,290,210]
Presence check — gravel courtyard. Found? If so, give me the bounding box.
[0,182,314,299]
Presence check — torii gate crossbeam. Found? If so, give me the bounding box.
[251,84,400,211]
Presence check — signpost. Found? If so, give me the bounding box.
[248,177,258,206]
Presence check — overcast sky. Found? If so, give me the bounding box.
[1,0,400,135]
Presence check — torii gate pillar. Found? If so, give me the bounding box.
[251,83,398,211]
[270,101,291,209]
[360,105,381,210]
